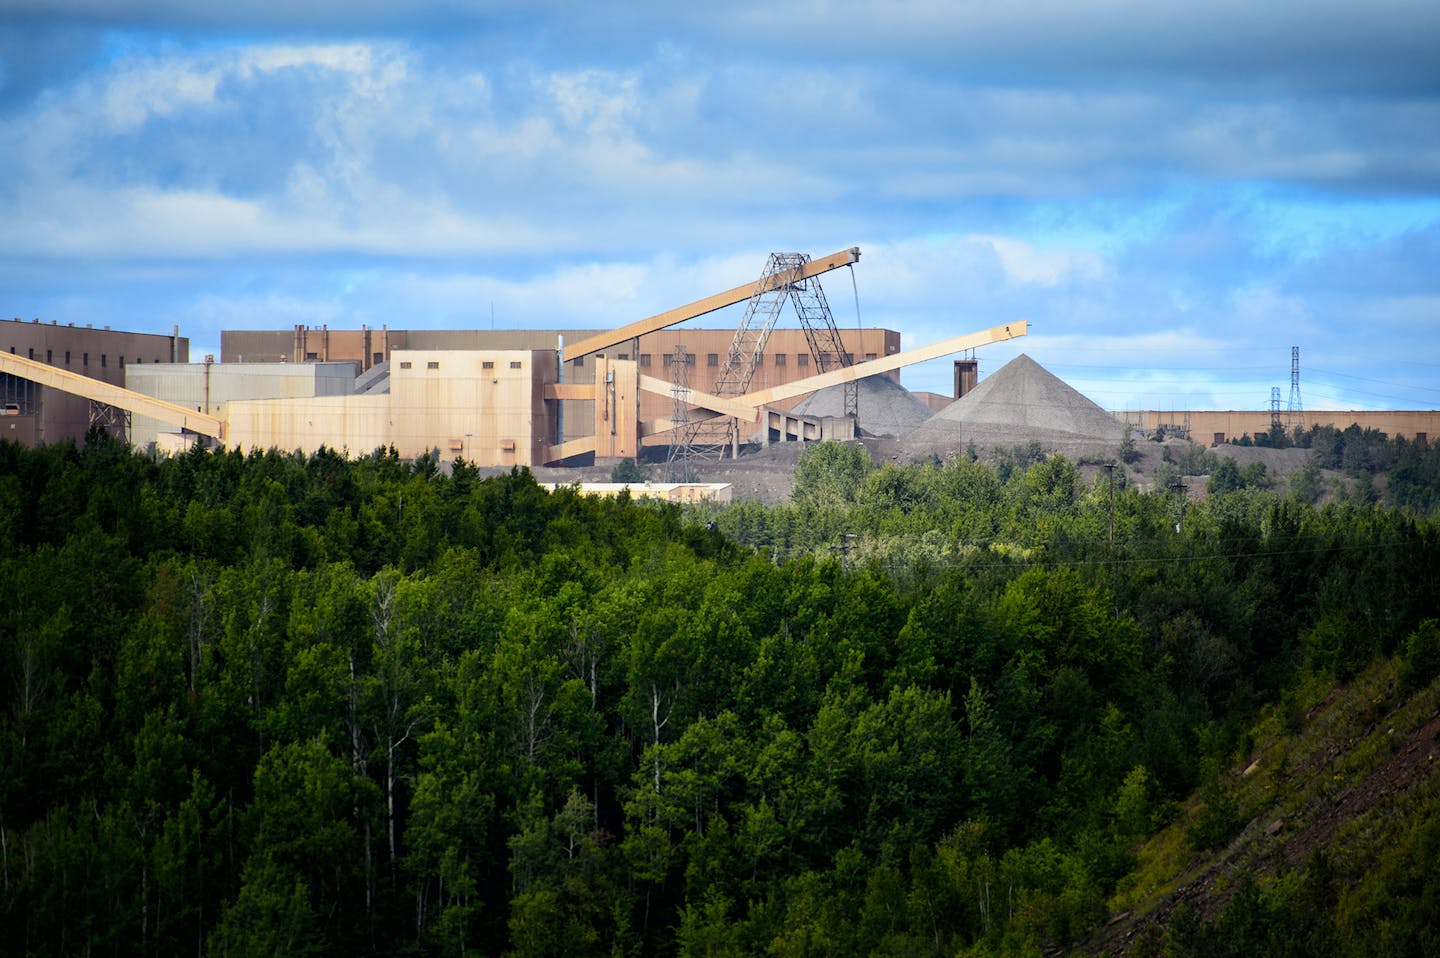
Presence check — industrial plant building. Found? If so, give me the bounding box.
[3,247,1436,466]
[2,318,188,447]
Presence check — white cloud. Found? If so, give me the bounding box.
[969,235,1110,287]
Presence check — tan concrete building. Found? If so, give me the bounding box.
[1119,409,1437,446]
[221,325,901,442]
[125,360,358,451]
[1,318,187,447]
[224,349,559,467]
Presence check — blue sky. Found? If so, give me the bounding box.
[2,1,1438,411]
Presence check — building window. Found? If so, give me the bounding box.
[399,361,413,370]
[47,349,52,363]
[65,351,71,364]
[427,361,440,370]
[509,361,522,369]
[845,353,854,364]
[774,353,786,366]
[305,352,318,361]
[119,356,125,367]
[482,361,494,370]
[865,352,877,361]
[618,352,629,360]
[797,353,809,367]
[2,372,37,414]
[640,354,651,367]
[573,355,584,367]
[372,352,383,365]
[83,353,89,367]
[707,353,719,367]
[101,354,107,368]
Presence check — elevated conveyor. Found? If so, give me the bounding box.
[0,352,225,439]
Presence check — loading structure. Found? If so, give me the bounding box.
[2,246,1029,466]
[681,252,859,461]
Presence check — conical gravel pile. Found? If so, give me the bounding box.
[790,374,935,438]
[902,353,1123,453]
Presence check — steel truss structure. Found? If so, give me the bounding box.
[666,344,693,481]
[683,252,854,459]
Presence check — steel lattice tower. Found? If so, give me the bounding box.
[666,344,693,480]
[685,252,856,458]
[1287,346,1304,430]
[1270,386,1282,432]
[789,263,857,419]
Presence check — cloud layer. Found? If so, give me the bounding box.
[2,2,1437,408]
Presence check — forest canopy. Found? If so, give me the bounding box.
[2,435,1437,956]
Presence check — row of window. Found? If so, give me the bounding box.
[396,360,524,371]
[575,351,875,369]
[5,345,159,368]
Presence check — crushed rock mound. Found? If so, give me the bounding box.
[902,353,1124,452]
[790,374,935,438]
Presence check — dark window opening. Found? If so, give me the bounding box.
[798,353,809,367]
[774,353,786,366]
[707,353,719,367]
[639,354,651,367]
[2,372,38,414]
[427,361,440,370]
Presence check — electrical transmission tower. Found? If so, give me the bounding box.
[1270,386,1282,432]
[1287,346,1304,431]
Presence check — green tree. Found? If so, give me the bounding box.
[792,441,873,508]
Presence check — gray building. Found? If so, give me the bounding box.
[125,360,357,451]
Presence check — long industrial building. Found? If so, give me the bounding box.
[4,247,1436,464]
[221,325,902,432]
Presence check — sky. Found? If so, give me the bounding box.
[2,1,1439,412]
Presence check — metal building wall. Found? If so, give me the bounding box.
[222,350,558,466]
[126,361,358,451]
